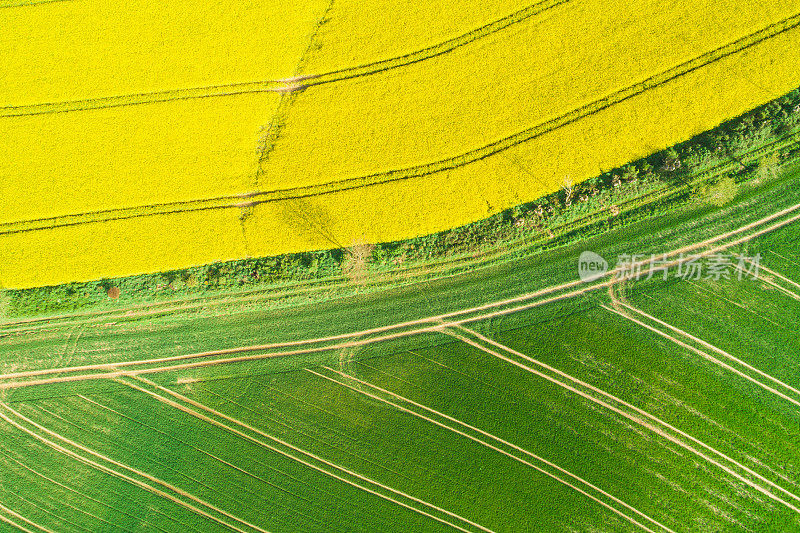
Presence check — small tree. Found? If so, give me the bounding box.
[662,148,682,172]
[562,175,575,207]
[0,285,9,319]
[620,164,640,183]
[754,152,782,183]
[700,176,738,207]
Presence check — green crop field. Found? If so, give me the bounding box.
[0,169,798,531]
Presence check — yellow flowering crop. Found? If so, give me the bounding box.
[261,0,800,191]
[244,22,800,260]
[0,0,327,286]
[0,209,245,288]
[0,94,281,223]
[247,4,800,255]
[2,0,800,288]
[304,0,530,72]
[0,0,329,105]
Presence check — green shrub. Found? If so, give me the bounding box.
[700,176,738,207]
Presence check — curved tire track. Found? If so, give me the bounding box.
[120,375,495,533]
[0,402,266,533]
[448,326,800,514]
[1,201,799,389]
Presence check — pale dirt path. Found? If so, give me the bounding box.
[2,202,800,388]
[0,281,601,383]
[769,251,800,269]
[0,501,52,533]
[602,304,800,408]
[309,366,673,533]
[757,274,800,300]
[77,394,337,531]
[739,257,800,299]
[2,207,800,397]
[0,514,35,533]
[759,264,800,290]
[448,326,800,514]
[0,281,675,391]
[0,403,265,533]
[121,376,494,533]
[78,395,307,507]
[614,301,800,402]
[684,280,783,328]
[0,280,621,390]
[3,204,800,392]
[0,202,797,532]
[0,443,157,533]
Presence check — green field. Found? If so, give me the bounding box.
[0,169,798,530]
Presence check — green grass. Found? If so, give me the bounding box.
[7,275,798,531]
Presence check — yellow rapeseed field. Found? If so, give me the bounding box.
[303,0,531,72]
[0,0,329,104]
[0,209,246,288]
[245,22,800,259]
[260,0,800,190]
[0,93,281,223]
[0,0,327,286]
[245,0,800,256]
[2,0,800,287]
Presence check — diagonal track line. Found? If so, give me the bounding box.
[0,512,36,533]
[76,394,337,530]
[300,0,571,87]
[3,13,800,236]
[0,0,71,7]
[759,276,800,300]
[0,80,290,118]
[757,264,800,290]
[610,301,800,405]
[742,258,800,300]
[307,366,674,533]
[0,446,164,533]
[247,11,800,199]
[0,501,52,533]
[119,375,495,533]
[3,123,798,241]
[0,402,267,533]
[448,326,800,513]
[602,304,800,407]
[1,204,799,391]
[0,0,566,117]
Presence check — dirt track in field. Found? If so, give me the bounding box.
[449,326,800,515]
[122,376,492,533]
[309,366,673,533]
[0,402,263,533]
